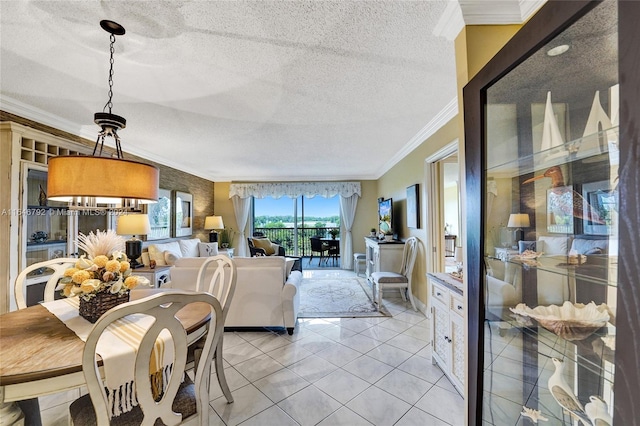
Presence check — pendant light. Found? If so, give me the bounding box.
[47,20,158,208]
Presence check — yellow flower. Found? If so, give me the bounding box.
[80,279,102,293]
[105,259,121,272]
[123,276,139,289]
[72,270,91,284]
[119,261,130,272]
[93,255,109,268]
[64,268,79,278]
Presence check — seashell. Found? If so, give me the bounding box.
[510,301,610,341]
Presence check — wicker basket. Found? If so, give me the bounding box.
[79,291,130,323]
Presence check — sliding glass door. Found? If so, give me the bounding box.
[253,195,340,256]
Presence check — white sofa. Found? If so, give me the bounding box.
[169,256,302,335]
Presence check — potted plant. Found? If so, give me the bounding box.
[219,228,235,248]
[329,228,339,239]
[370,228,377,237]
[384,229,394,242]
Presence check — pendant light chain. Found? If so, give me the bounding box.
[104,33,116,115]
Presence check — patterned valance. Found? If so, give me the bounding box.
[229,182,361,199]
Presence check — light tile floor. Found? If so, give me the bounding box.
[38,269,464,425]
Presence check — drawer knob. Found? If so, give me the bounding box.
[436,292,442,296]
[457,305,463,310]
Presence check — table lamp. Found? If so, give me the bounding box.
[117,214,151,269]
[204,215,224,243]
[507,213,530,246]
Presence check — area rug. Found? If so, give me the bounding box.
[298,276,391,318]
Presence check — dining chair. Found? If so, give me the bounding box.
[192,255,237,404]
[370,237,419,311]
[309,237,329,266]
[69,290,223,426]
[14,257,78,309]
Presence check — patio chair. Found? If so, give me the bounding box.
[309,236,329,266]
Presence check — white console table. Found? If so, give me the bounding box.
[364,237,404,280]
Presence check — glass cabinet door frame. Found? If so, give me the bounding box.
[463,1,640,424]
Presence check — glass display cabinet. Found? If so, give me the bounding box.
[464,0,640,424]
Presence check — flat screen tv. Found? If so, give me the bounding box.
[378,198,393,234]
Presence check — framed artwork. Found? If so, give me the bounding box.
[174,191,193,237]
[546,186,574,234]
[145,188,171,240]
[582,180,616,235]
[406,184,419,228]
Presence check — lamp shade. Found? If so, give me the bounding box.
[117,214,151,236]
[204,216,224,230]
[507,213,530,228]
[47,156,159,202]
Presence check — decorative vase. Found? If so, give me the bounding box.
[79,291,130,323]
[384,235,393,242]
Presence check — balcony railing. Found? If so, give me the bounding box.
[253,227,339,256]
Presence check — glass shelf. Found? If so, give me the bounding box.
[486,126,618,177]
[485,254,618,288]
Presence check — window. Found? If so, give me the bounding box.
[253,196,340,256]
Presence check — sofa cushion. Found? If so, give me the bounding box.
[148,241,181,266]
[198,242,219,257]
[538,236,570,255]
[251,238,276,255]
[179,238,201,257]
[571,238,608,255]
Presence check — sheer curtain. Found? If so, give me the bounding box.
[231,195,252,257]
[229,182,361,261]
[339,193,358,270]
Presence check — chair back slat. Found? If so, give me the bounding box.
[14,257,78,309]
[195,255,237,318]
[82,291,222,426]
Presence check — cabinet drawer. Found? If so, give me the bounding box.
[450,294,464,317]
[431,281,448,305]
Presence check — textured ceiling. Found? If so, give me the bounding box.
[0,1,536,182]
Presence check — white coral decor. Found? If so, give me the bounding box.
[510,301,610,341]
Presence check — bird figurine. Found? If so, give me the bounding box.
[548,358,591,425]
[585,395,613,426]
[523,166,604,224]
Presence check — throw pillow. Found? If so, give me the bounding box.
[538,236,570,255]
[164,251,180,266]
[252,238,275,255]
[148,241,181,266]
[179,238,200,257]
[198,242,219,257]
[518,240,540,253]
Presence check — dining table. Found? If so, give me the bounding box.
[0,288,212,425]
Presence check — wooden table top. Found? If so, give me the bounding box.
[0,289,211,386]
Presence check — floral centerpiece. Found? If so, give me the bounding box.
[56,229,150,323]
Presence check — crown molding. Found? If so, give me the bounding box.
[376,97,458,179]
[433,1,465,41]
[0,95,95,141]
[459,0,547,24]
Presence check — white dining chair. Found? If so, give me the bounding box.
[371,237,419,311]
[14,257,78,309]
[69,290,223,426]
[192,255,237,404]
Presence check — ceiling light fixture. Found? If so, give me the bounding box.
[47,20,159,209]
[547,44,570,57]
